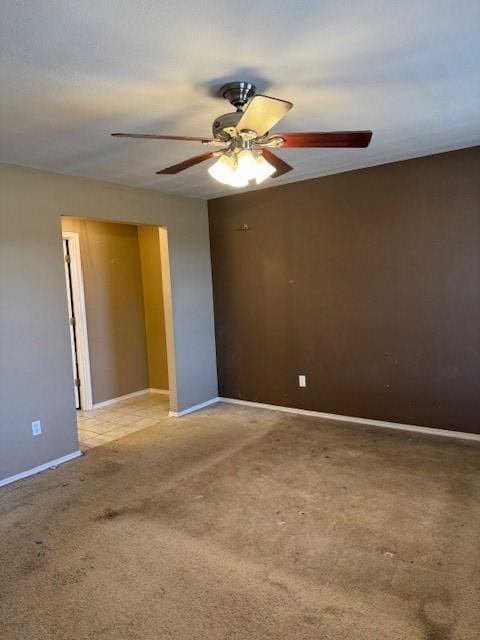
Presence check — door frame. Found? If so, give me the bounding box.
[62,232,93,411]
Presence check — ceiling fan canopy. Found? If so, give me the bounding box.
[111,81,372,187]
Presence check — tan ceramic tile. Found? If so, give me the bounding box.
[137,408,167,417]
[124,408,159,418]
[100,410,147,423]
[120,409,144,417]
[127,411,153,419]
[94,411,115,421]
[77,392,169,446]
[77,417,105,429]
[105,425,139,438]
[77,424,99,435]
[80,433,116,448]
[151,405,169,412]
[78,438,95,448]
[112,401,142,411]
[107,413,145,426]
[127,397,154,405]
[78,428,96,439]
[77,409,109,419]
[85,421,121,435]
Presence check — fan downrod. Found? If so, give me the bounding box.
[220,81,256,111]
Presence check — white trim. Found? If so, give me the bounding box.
[219,398,480,443]
[149,388,169,395]
[169,397,219,418]
[62,231,93,411]
[91,388,150,409]
[0,450,82,488]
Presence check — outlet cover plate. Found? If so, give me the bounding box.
[32,420,42,436]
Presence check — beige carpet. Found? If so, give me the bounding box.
[1,402,479,639]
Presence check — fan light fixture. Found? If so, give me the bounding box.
[111,80,373,185]
[208,150,276,187]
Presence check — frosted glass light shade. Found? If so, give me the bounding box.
[208,154,237,185]
[208,150,277,187]
[236,149,258,182]
[255,155,276,184]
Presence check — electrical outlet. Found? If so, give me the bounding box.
[299,375,307,388]
[32,420,42,437]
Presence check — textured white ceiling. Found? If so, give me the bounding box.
[1,1,479,199]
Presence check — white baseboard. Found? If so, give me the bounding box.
[219,397,480,443]
[169,397,219,418]
[0,450,82,488]
[92,388,150,409]
[149,388,169,395]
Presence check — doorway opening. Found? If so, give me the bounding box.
[61,218,174,449]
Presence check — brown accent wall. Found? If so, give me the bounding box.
[138,226,169,391]
[61,217,148,403]
[208,146,480,433]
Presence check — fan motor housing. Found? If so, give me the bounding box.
[212,111,243,140]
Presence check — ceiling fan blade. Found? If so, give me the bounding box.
[236,95,293,137]
[156,151,215,174]
[111,133,214,142]
[261,149,293,178]
[269,131,373,148]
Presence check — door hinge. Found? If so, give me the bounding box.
[69,317,76,327]
[74,378,81,388]
[64,254,71,264]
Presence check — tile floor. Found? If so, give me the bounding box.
[77,392,170,449]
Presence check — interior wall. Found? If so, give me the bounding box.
[138,226,169,391]
[61,218,149,404]
[0,164,217,482]
[208,146,480,434]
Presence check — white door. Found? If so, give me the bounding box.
[63,238,81,409]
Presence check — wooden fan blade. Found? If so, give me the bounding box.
[269,131,372,148]
[262,149,293,178]
[236,95,293,137]
[112,133,214,142]
[156,151,215,174]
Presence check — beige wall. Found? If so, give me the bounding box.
[138,226,169,391]
[0,164,217,482]
[61,218,149,404]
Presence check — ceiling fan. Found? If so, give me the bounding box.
[111,81,372,188]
